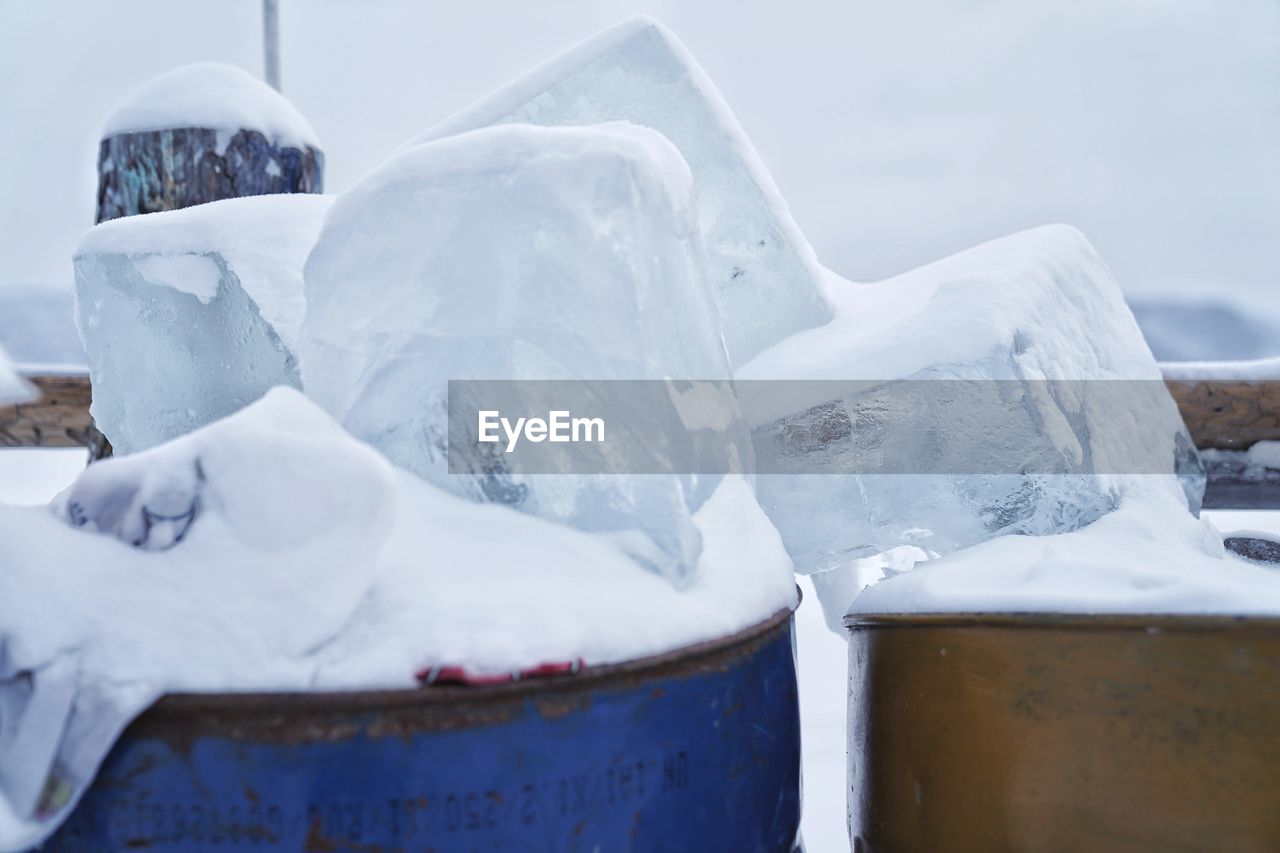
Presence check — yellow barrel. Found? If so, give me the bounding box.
[845,613,1280,853]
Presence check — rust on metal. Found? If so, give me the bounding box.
[127,606,793,749]
[845,612,1280,853]
[533,691,594,721]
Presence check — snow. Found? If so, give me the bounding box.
[74,194,332,453]
[100,62,319,149]
[130,254,222,303]
[406,16,832,365]
[1240,442,1280,469]
[851,479,1280,616]
[0,345,32,405]
[1160,356,1280,381]
[316,471,795,685]
[0,388,795,848]
[793,575,851,853]
[302,121,741,583]
[1203,441,1280,472]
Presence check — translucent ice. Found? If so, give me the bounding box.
[302,122,747,583]
[74,194,332,454]
[407,16,832,366]
[738,225,1205,578]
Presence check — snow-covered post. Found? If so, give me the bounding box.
[95,63,322,224]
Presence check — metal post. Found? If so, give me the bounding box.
[263,0,281,91]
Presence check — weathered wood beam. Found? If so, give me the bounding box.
[1163,377,1280,451]
[0,372,100,450]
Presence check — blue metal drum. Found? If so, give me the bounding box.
[44,608,800,851]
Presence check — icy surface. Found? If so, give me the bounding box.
[75,194,332,453]
[101,62,319,148]
[407,16,831,365]
[739,225,1203,586]
[0,389,794,848]
[852,479,1280,614]
[302,122,740,583]
[1160,356,1280,381]
[0,345,32,405]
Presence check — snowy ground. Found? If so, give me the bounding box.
[3,449,1271,851]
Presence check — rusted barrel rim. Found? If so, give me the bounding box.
[148,602,797,718]
[844,611,1280,632]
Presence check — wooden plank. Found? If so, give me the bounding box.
[1163,376,1280,451]
[0,372,102,450]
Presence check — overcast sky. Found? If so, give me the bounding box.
[1,0,1276,317]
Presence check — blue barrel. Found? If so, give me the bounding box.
[44,608,800,851]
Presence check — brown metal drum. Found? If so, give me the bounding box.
[844,613,1280,853]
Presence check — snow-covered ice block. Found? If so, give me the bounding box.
[739,225,1204,581]
[0,344,33,406]
[75,193,332,454]
[303,122,744,583]
[407,16,832,366]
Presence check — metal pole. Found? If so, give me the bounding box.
[263,0,281,91]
